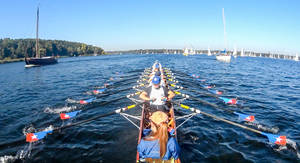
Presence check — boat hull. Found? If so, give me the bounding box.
[216,55,231,62]
[25,57,58,67]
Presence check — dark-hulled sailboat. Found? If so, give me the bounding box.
[25,6,57,68]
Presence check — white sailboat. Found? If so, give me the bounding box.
[216,50,231,62]
[233,46,237,58]
[216,8,231,62]
[240,48,244,57]
[207,47,212,56]
[189,48,195,55]
[183,47,189,56]
[295,53,299,61]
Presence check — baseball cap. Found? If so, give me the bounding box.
[152,76,161,84]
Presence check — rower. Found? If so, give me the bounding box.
[148,71,165,87]
[137,111,180,161]
[139,76,175,113]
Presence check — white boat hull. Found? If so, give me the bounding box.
[216,55,231,62]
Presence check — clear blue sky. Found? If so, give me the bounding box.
[0,0,299,54]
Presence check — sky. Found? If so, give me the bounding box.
[0,0,299,54]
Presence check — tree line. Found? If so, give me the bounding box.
[0,38,105,60]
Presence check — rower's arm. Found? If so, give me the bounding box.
[167,90,175,100]
[140,91,151,101]
[148,74,153,83]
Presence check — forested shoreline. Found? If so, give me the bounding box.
[0,38,105,61]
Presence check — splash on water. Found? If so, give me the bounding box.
[65,98,79,104]
[245,121,279,133]
[44,125,54,132]
[272,139,300,159]
[44,106,77,114]
[23,125,35,135]
[0,143,32,163]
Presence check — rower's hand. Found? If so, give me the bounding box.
[161,97,168,102]
[150,97,156,102]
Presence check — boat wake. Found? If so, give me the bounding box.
[0,143,32,163]
[23,125,54,135]
[274,139,300,159]
[0,126,54,163]
[44,105,78,114]
[245,122,279,133]
[65,98,79,104]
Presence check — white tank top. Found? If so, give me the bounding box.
[149,86,166,105]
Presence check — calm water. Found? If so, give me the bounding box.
[0,54,300,162]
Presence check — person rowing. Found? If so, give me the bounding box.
[137,111,180,162]
[148,71,166,87]
[140,76,175,113]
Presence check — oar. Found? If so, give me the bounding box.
[169,83,240,105]
[173,102,287,146]
[169,83,223,96]
[169,70,226,94]
[173,90,279,133]
[173,90,255,122]
[174,76,222,94]
[26,102,144,143]
[93,76,139,90]
[60,91,142,120]
[69,86,135,105]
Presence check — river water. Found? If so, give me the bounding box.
[0,54,299,162]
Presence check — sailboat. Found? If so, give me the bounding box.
[207,47,212,56]
[295,53,299,61]
[183,48,189,56]
[240,48,244,57]
[233,46,237,58]
[25,6,57,68]
[216,8,231,62]
[189,47,195,55]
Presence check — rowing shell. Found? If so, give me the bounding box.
[136,104,180,163]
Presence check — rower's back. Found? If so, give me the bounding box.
[137,111,180,163]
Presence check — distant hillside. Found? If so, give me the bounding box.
[0,38,105,60]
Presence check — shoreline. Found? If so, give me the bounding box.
[0,58,24,64]
[0,54,107,64]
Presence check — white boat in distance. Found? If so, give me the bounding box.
[295,53,299,61]
[207,47,212,56]
[216,50,231,62]
[216,8,231,62]
[233,46,237,58]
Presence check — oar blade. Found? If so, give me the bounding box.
[60,110,81,120]
[219,97,238,105]
[208,89,223,95]
[93,88,106,94]
[262,132,287,146]
[26,130,53,143]
[80,97,96,104]
[234,112,255,122]
[200,84,213,89]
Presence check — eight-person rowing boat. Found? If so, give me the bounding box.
[136,62,180,162]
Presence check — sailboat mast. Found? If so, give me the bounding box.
[222,8,227,50]
[36,6,40,58]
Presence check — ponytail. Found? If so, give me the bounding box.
[144,122,169,158]
[158,122,169,158]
